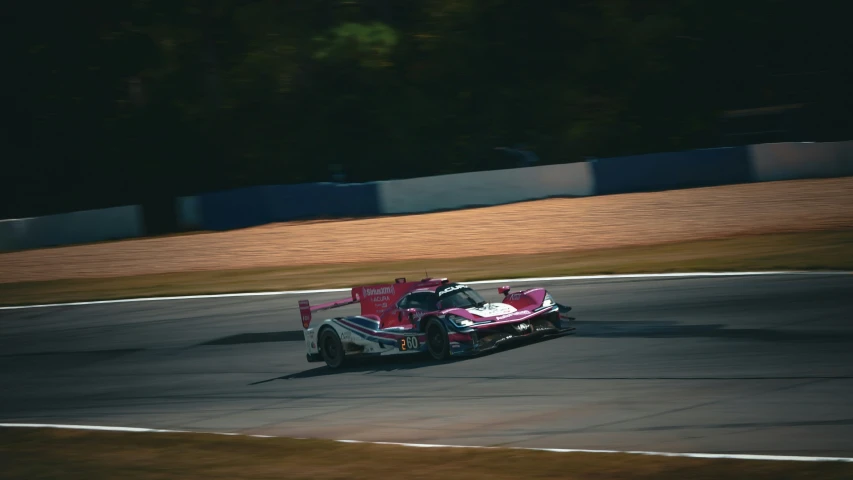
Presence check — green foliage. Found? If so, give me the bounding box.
[3,0,850,217]
[313,22,399,68]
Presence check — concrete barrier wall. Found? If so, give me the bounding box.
[4,140,853,250]
[265,182,381,221]
[376,161,596,215]
[748,141,853,182]
[198,187,270,231]
[0,205,145,251]
[176,196,202,231]
[0,220,25,251]
[592,146,753,195]
[198,182,381,231]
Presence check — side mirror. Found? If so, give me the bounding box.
[405,308,418,319]
[498,286,511,296]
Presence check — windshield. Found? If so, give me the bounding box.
[438,288,486,309]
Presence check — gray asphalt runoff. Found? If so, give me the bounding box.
[2,273,853,456]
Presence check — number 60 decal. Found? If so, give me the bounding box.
[399,336,419,351]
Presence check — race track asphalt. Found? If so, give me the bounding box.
[2,273,852,456]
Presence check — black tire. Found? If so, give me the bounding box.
[425,318,450,361]
[319,328,346,369]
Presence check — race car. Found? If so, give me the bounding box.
[298,276,575,368]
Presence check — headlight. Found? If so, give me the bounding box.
[542,293,554,307]
[446,314,474,327]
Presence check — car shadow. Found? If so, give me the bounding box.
[198,321,851,349]
[249,332,569,385]
[197,331,303,346]
[571,320,853,343]
[248,354,467,384]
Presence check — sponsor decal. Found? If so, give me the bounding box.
[470,303,513,312]
[363,285,395,297]
[496,310,530,320]
[438,284,469,296]
[509,293,523,301]
[361,285,394,297]
[467,303,516,318]
[340,330,352,341]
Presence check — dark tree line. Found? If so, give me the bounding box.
[2,0,851,218]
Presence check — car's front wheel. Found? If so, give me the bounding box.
[319,328,346,369]
[425,318,450,361]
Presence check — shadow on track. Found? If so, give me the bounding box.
[249,354,466,384]
[197,321,852,348]
[573,321,853,343]
[248,333,571,385]
[198,331,303,346]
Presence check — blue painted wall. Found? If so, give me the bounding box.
[199,182,381,231]
[591,146,753,195]
[199,187,271,231]
[265,183,381,221]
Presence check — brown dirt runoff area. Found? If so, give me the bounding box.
[3,428,852,480]
[2,177,853,284]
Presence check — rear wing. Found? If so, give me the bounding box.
[299,277,450,329]
[298,297,360,329]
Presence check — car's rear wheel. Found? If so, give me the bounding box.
[425,318,450,361]
[320,329,346,369]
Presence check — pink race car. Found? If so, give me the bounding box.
[299,277,575,368]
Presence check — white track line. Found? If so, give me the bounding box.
[1,271,849,311]
[0,423,184,433]
[0,288,352,311]
[2,423,851,463]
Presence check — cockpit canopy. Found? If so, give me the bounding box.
[435,283,486,310]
